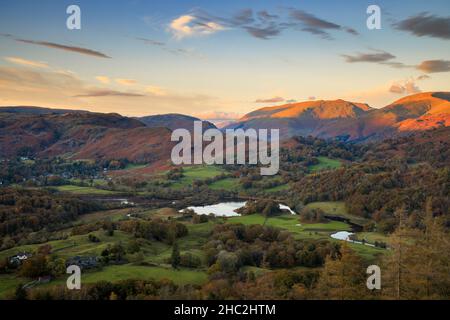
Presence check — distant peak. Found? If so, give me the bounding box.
[241,98,371,121]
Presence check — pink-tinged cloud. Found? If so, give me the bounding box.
[169,15,225,39]
[389,79,421,95]
[4,56,49,68]
[74,89,145,98]
[255,96,285,103]
[95,76,110,84]
[115,78,137,86]
[194,111,243,120]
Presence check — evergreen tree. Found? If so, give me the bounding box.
[14,284,27,300]
[171,242,180,269]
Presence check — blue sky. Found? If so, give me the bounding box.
[0,0,449,118]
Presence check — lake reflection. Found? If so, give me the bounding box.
[181,201,297,217]
[330,231,376,247]
[331,231,354,241]
[180,202,247,217]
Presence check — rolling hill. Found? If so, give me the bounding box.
[0,106,90,115]
[226,92,450,141]
[225,99,373,139]
[317,92,450,141]
[0,92,448,163]
[0,108,173,163]
[138,113,216,132]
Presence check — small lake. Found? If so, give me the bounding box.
[330,231,375,247]
[181,202,246,217]
[180,201,297,217]
[331,231,354,241]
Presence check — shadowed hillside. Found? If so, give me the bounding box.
[0,106,90,115]
[138,113,216,132]
[0,108,173,163]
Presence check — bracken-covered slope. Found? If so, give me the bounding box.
[225,99,373,139]
[0,107,173,163]
[241,99,371,120]
[226,92,450,141]
[318,92,450,141]
[0,92,448,162]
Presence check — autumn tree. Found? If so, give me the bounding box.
[20,255,49,278]
[382,209,450,299]
[314,244,368,299]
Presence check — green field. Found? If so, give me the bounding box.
[0,200,386,298]
[77,208,132,224]
[68,178,108,186]
[265,183,290,192]
[306,201,369,225]
[209,176,290,193]
[183,165,224,179]
[227,212,385,260]
[306,201,348,215]
[0,274,28,299]
[80,265,208,285]
[355,232,390,245]
[346,242,385,262]
[52,185,119,195]
[0,265,208,298]
[228,213,351,240]
[209,177,240,190]
[170,166,226,188]
[0,230,137,261]
[309,156,342,172]
[123,163,148,170]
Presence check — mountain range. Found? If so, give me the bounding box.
[225,92,450,141]
[0,92,448,163]
[0,111,172,162]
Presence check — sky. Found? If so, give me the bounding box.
[0,0,449,119]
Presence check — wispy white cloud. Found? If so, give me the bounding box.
[255,96,285,103]
[169,8,359,40]
[169,15,225,39]
[136,37,205,59]
[4,56,49,68]
[0,65,221,116]
[145,85,167,96]
[389,79,421,95]
[194,111,243,120]
[95,76,110,84]
[115,78,137,86]
[74,89,145,98]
